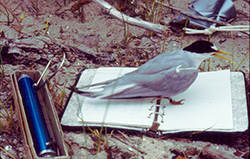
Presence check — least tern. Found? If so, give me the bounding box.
[70,40,232,104]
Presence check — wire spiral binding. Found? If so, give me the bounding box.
[148,104,165,115]
[148,103,165,123]
[148,112,164,123]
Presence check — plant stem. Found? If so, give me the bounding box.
[0,44,5,77]
[231,32,235,71]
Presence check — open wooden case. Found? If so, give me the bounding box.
[11,70,69,159]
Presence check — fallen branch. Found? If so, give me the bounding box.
[92,0,168,34]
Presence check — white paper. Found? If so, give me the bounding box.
[78,68,233,131]
[159,70,233,131]
[78,67,154,128]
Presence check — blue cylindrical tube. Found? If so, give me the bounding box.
[18,74,56,157]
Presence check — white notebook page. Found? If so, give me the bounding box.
[78,68,233,131]
[78,67,154,128]
[159,70,233,131]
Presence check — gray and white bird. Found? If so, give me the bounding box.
[70,40,232,104]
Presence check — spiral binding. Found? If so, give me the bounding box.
[147,98,165,123]
[148,111,164,123]
[148,104,165,115]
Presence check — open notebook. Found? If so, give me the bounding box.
[61,67,249,133]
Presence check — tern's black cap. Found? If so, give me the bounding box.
[183,40,218,53]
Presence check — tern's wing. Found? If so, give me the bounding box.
[72,50,198,98]
[135,50,187,74]
[106,64,198,98]
[99,50,198,99]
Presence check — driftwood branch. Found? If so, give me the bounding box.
[92,0,168,34]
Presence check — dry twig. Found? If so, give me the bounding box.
[0,1,21,25]
[112,134,147,155]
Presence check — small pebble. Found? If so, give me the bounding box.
[4,145,12,151]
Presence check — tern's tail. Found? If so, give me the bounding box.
[67,86,99,98]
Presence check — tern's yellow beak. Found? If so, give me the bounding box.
[212,50,234,63]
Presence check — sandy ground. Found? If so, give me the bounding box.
[0,0,249,158]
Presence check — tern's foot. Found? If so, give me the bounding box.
[170,99,184,105]
[164,97,184,105]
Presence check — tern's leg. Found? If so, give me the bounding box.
[164,97,184,105]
